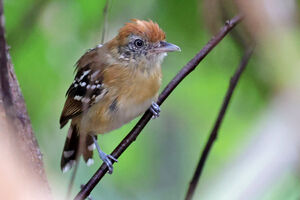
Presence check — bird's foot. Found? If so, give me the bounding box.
[98,150,118,174]
[150,102,160,119]
[92,136,118,174]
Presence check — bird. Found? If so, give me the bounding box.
[59,19,180,174]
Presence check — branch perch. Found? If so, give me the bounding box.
[74,14,243,200]
[184,47,254,200]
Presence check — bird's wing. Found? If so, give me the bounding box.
[59,46,108,128]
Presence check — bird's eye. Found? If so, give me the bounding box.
[134,39,144,48]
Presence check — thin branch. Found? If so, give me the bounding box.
[0,0,51,197]
[74,14,243,200]
[184,47,254,200]
[6,0,47,50]
[218,1,248,50]
[100,0,111,44]
[0,0,11,106]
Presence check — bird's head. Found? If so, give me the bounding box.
[107,19,180,66]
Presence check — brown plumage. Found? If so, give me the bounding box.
[60,19,180,173]
[118,19,165,43]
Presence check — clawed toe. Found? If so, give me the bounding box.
[150,102,161,119]
[92,136,118,174]
[108,154,118,162]
[104,158,113,174]
[100,152,117,174]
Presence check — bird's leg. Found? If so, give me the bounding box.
[150,102,161,119]
[92,136,118,174]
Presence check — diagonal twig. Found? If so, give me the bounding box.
[100,0,111,44]
[74,14,243,200]
[184,47,254,200]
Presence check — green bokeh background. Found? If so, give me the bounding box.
[4,0,298,199]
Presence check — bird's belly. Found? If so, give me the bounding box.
[119,97,153,122]
[107,97,154,131]
[84,96,155,134]
[84,65,161,134]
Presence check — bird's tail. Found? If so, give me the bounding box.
[60,125,96,173]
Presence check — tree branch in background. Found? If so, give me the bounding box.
[218,1,249,50]
[6,0,48,50]
[184,47,254,200]
[0,0,51,197]
[100,0,111,44]
[74,14,243,200]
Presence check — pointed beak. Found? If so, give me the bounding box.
[152,41,181,53]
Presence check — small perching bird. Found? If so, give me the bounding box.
[60,19,180,173]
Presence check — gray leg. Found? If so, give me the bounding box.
[150,102,161,119]
[92,136,117,174]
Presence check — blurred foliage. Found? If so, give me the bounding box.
[4,0,298,199]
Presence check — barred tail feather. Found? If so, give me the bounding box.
[61,125,79,173]
[83,135,96,166]
[60,125,96,173]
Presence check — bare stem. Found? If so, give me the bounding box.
[101,0,111,44]
[184,47,254,200]
[74,14,243,200]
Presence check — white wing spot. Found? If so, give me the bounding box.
[81,97,90,103]
[91,70,100,79]
[74,95,82,101]
[79,70,91,81]
[80,82,86,87]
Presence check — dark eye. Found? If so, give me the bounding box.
[134,39,144,48]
